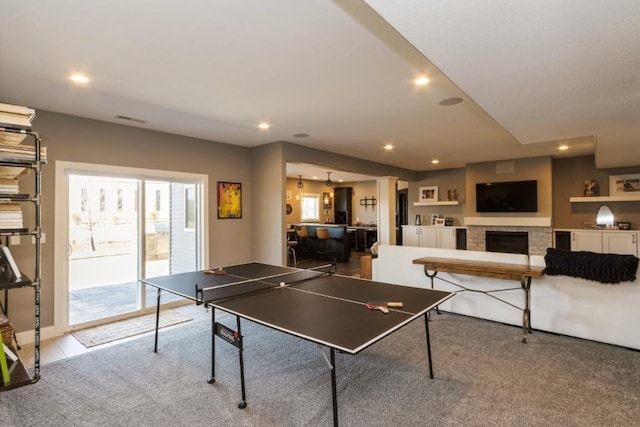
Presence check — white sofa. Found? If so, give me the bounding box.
[373,244,640,350]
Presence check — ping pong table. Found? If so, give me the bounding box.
[142,262,454,426]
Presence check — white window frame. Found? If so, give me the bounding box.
[300,193,320,222]
[54,161,209,335]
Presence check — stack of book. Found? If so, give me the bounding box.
[0,179,19,195]
[0,204,23,230]
[0,101,44,180]
[0,102,35,144]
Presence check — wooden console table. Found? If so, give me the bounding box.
[412,257,545,343]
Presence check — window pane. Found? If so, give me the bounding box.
[301,194,319,221]
[185,185,195,230]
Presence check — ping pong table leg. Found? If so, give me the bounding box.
[153,288,161,353]
[330,348,339,426]
[236,316,248,409]
[424,313,434,379]
[207,307,216,384]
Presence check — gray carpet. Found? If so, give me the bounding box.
[1,312,639,426]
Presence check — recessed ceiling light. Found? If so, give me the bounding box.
[431,159,440,165]
[414,77,430,86]
[439,97,463,106]
[258,122,270,130]
[558,144,569,151]
[294,133,309,138]
[69,74,90,84]
[384,144,394,151]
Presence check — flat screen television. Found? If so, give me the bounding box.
[475,180,538,212]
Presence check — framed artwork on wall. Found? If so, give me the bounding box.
[217,181,242,219]
[419,186,438,202]
[609,174,640,196]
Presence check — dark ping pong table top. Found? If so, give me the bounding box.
[143,262,454,354]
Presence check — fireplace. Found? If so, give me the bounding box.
[486,231,529,255]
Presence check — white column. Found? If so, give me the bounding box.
[376,176,398,245]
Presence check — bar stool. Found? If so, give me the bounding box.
[296,226,309,259]
[316,227,337,263]
[287,237,298,267]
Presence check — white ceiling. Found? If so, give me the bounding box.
[1,1,638,178]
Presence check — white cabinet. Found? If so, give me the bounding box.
[402,226,457,249]
[602,231,638,256]
[403,226,436,247]
[559,229,639,255]
[436,227,457,249]
[571,230,603,252]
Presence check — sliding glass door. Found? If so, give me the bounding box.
[66,169,203,328]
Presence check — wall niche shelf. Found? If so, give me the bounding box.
[570,195,640,203]
[413,200,459,206]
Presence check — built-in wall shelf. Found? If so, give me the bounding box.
[360,196,377,207]
[413,200,459,206]
[570,195,640,203]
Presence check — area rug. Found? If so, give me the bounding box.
[71,311,192,348]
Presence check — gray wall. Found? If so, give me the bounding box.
[11,110,252,330]
[552,156,640,229]
[9,110,640,333]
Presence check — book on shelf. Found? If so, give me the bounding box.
[0,178,19,194]
[1,246,21,279]
[0,167,29,180]
[0,144,47,162]
[0,103,36,118]
[3,343,18,363]
[0,204,23,230]
[0,103,35,130]
[0,131,27,146]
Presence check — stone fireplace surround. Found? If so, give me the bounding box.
[466,225,552,256]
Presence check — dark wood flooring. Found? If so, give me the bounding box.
[293,251,366,277]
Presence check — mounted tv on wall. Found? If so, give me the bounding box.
[476,180,538,213]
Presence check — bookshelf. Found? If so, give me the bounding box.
[0,103,44,391]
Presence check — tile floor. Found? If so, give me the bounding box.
[17,304,210,366]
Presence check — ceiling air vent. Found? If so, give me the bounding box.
[115,115,147,124]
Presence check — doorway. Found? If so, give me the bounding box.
[396,188,408,245]
[55,162,208,331]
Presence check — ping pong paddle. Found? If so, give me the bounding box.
[205,268,227,275]
[366,301,403,314]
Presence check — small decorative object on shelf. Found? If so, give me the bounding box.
[415,214,421,225]
[453,189,459,201]
[445,217,453,226]
[583,179,598,196]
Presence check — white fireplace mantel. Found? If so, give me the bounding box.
[464,217,552,227]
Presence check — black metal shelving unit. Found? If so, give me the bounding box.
[0,124,43,391]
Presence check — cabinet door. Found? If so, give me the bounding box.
[602,232,638,256]
[402,226,420,247]
[419,227,437,247]
[437,227,457,249]
[571,231,603,252]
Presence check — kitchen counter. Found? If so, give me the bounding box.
[292,224,351,262]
